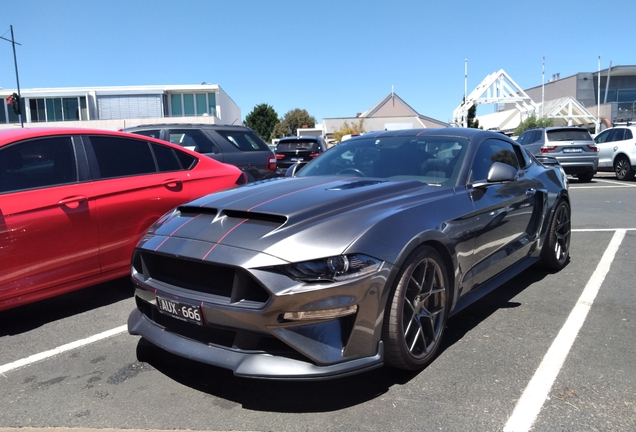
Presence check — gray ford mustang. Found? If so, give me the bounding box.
[128,128,570,380]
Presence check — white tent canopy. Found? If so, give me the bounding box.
[477,96,597,133]
[453,69,539,127]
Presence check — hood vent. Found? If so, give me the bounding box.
[222,210,287,225]
[328,180,385,190]
[178,206,218,216]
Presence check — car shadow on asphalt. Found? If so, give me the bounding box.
[135,336,418,412]
[134,264,560,412]
[439,264,554,356]
[0,277,134,337]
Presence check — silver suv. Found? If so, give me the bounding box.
[516,126,598,182]
[593,124,636,180]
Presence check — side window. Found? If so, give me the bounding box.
[609,128,626,142]
[151,143,196,172]
[517,132,527,145]
[594,130,611,143]
[518,130,541,146]
[515,143,531,168]
[626,129,634,140]
[0,137,77,194]
[216,129,270,151]
[90,136,156,179]
[471,139,520,182]
[530,130,542,144]
[168,129,216,154]
[131,129,162,140]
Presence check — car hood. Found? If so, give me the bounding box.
[148,176,445,264]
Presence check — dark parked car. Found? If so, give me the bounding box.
[275,136,328,175]
[0,127,243,311]
[128,128,570,380]
[516,126,598,182]
[124,124,277,181]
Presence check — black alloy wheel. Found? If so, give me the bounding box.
[383,245,449,370]
[540,199,571,271]
[614,155,634,181]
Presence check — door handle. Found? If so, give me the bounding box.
[162,179,183,189]
[58,196,87,208]
[525,188,537,197]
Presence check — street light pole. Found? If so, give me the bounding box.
[1,25,24,127]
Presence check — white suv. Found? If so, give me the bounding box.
[594,124,636,180]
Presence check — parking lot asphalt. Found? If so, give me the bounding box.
[1,174,635,432]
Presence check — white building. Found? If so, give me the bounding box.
[0,84,241,130]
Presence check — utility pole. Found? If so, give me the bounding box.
[1,25,24,127]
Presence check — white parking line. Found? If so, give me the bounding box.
[573,228,636,232]
[503,229,626,432]
[573,178,636,188]
[594,178,636,187]
[0,325,127,375]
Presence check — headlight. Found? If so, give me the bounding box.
[282,254,382,282]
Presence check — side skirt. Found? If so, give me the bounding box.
[450,256,539,317]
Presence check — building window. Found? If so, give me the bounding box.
[169,93,217,117]
[28,97,87,122]
[29,99,46,122]
[196,94,207,115]
[183,94,195,116]
[207,93,216,116]
[171,94,183,116]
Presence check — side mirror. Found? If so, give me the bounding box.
[487,161,518,182]
[473,162,517,187]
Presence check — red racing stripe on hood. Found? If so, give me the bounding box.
[153,214,202,252]
[201,218,249,260]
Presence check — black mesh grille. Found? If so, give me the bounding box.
[134,251,270,305]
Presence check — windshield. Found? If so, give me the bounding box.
[296,135,468,186]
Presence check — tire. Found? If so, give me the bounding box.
[576,172,594,182]
[614,155,634,181]
[540,200,571,271]
[383,245,449,370]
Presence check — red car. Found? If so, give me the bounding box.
[0,127,244,310]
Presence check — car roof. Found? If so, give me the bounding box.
[346,127,507,141]
[0,127,158,146]
[124,123,251,131]
[278,136,322,141]
[525,126,589,131]
[0,127,205,159]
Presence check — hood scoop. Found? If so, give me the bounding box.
[222,209,287,225]
[178,205,218,216]
[328,179,385,190]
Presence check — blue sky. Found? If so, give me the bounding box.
[1,0,632,124]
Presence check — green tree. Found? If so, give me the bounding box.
[244,104,279,142]
[458,96,480,129]
[271,108,317,138]
[271,122,289,139]
[513,114,555,136]
[467,103,480,129]
[331,118,366,142]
